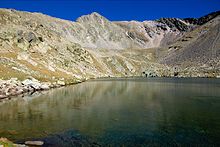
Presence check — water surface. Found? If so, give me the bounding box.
[0,78,220,146]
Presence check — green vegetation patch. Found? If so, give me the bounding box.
[0,138,14,147]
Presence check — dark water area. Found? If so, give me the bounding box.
[0,78,220,146]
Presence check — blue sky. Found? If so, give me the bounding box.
[0,0,220,21]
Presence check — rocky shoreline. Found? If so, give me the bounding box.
[1,75,220,102]
[0,77,71,102]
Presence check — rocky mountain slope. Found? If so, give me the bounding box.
[0,8,219,99]
[158,15,220,77]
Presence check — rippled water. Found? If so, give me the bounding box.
[0,78,220,146]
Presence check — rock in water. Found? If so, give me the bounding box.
[25,141,44,146]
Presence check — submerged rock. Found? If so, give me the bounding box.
[25,141,44,146]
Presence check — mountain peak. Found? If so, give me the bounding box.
[76,12,108,23]
[90,12,102,17]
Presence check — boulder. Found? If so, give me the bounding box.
[22,79,42,90]
[24,32,37,43]
[142,70,158,77]
[40,83,50,90]
[0,94,7,99]
[25,141,44,146]
[57,80,65,86]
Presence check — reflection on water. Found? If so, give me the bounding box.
[0,78,220,146]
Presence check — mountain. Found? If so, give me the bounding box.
[184,10,220,25]
[159,14,220,77]
[0,8,219,86]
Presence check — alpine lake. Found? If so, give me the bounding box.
[0,78,220,146]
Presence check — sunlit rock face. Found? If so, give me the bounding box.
[114,20,184,48]
[73,12,194,49]
[0,9,193,50]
